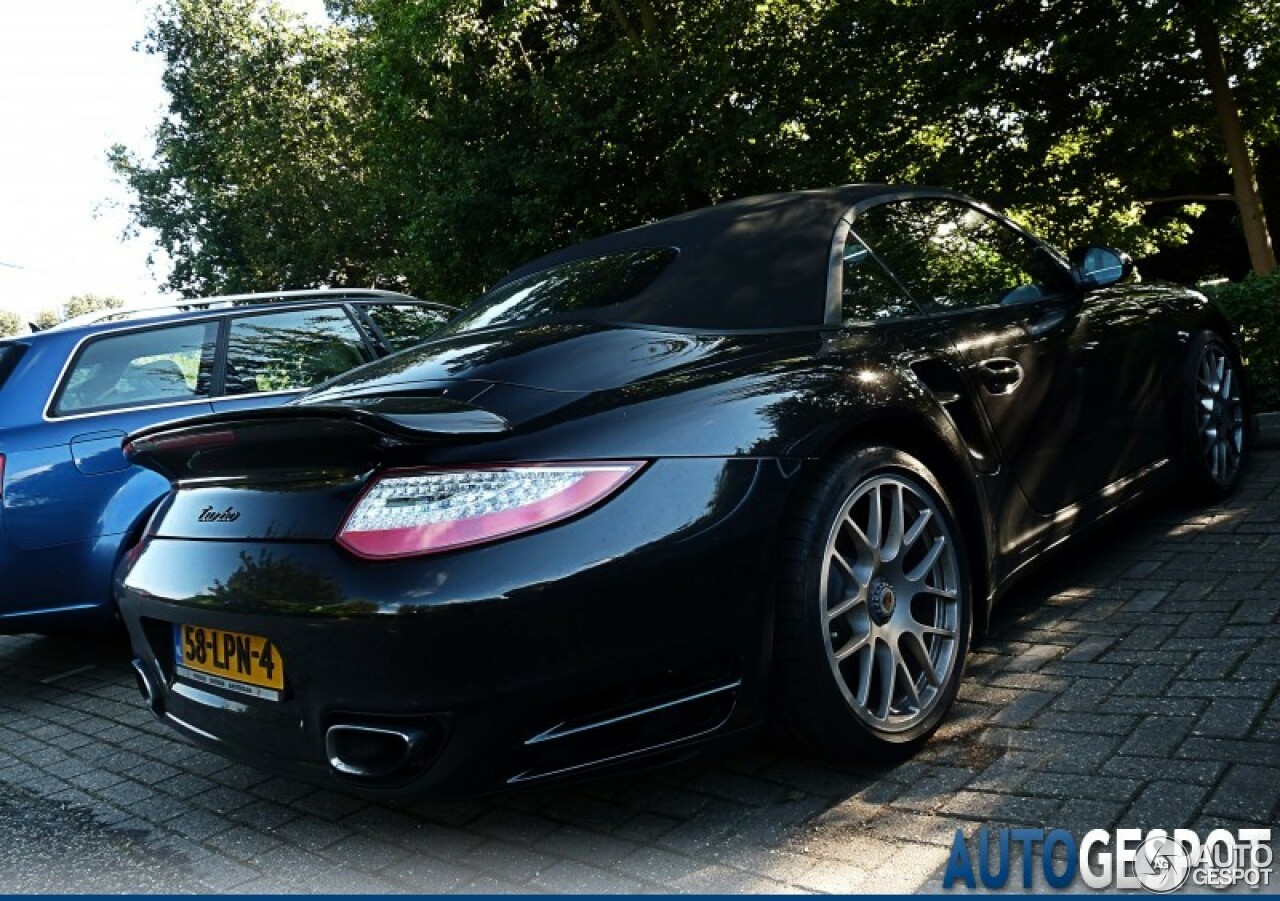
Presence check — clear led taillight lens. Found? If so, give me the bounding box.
[337,463,643,559]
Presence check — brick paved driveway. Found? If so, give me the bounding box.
[0,452,1277,893]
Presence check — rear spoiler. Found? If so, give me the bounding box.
[125,394,509,481]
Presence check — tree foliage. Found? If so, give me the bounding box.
[65,293,125,319]
[110,0,395,297]
[32,309,61,331]
[114,0,1280,304]
[0,310,22,338]
[30,294,126,330]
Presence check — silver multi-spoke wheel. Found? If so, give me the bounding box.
[820,474,961,733]
[1195,344,1245,485]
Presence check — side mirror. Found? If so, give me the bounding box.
[1069,245,1134,290]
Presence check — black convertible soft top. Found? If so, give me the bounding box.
[491,185,898,331]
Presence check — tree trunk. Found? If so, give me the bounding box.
[1195,18,1276,275]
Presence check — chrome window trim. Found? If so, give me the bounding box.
[45,289,430,331]
[43,318,221,423]
[42,389,305,425]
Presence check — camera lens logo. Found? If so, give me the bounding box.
[1135,835,1191,893]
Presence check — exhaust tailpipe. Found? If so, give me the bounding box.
[325,723,428,780]
[131,659,163,716]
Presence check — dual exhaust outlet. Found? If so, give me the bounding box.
[131,658,429,782]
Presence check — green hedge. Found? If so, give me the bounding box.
[1202,272,1280,413]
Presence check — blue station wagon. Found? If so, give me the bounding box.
[0,289,454,633]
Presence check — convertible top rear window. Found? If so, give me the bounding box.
[444,248,679,335]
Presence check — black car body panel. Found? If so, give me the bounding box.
[116,185,1248,798]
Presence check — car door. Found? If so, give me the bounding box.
[3,320,218,554]
[834,228,1004,474]
[210,305,377,414]
[851,196,1140,517]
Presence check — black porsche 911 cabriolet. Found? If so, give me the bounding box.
[117,185,1249,798]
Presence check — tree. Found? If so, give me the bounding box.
[32,308,60,331]
[115,0,1280,303]
[110,0,396,298]
[28,294,126,330]
[65,293,125,319]
[1193,10,1276,274]
[0,310,22,338]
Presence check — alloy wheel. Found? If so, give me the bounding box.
[1196,345,1245,485]
[819,474,962,733]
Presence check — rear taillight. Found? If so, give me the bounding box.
[337,462,643,559]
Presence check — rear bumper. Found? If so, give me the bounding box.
[117,457,799,798]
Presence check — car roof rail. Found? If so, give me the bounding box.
[46,288,436,331]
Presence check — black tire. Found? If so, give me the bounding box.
[771,445,972,763]
[1181,330,1249,501]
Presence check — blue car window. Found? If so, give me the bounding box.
[223,307,373,395]
[52,322,217,417]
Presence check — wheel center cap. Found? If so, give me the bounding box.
[869,579,897,625]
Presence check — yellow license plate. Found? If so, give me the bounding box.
[174,624,284,700]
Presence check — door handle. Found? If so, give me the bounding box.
[976,357,1023,395]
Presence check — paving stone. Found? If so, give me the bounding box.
[453,874,531,893]
[989,691,1056,727]
[202,826,282,863]
[1112,665,1180,697]
[1177,737,1280,768]
[1118,717,1196,757]
[459,839,557,883]
[379,855,476,893]
[318,832,412,872]
[470,808,563,846]
[179,853,260,892]
[1121,780,1212,830]
[162,808,233,842]
[1201,764,1280,825]
[937,791,1060,824]
[1100,756,1227,787]
[1017,772,1141,804]
[531,858,648,893]
[534,825,640,866]
[1029,711,1139,736]
[1193,697,1266,737]
[1055,798,1129,833]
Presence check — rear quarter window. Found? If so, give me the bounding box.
[0,344,25,393]
[52,323,217,417]
[362,303,452,351]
